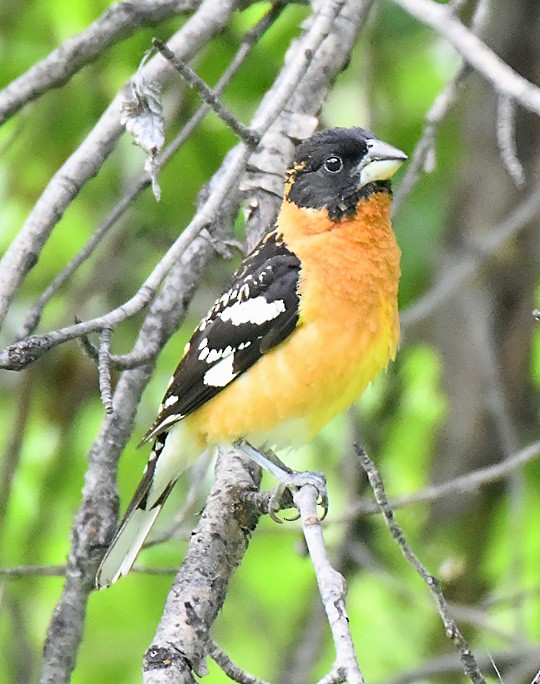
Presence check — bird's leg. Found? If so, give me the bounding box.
[234,439,328,523]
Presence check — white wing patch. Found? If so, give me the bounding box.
[220,296,286,326]
[203,353,238,387]
[162,395,178,409]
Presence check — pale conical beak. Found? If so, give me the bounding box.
[355,138,407,188]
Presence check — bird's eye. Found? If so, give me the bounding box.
[324,156,343,173]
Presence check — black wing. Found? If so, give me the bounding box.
[142,231,301,442]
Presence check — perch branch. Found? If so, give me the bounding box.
[294,484,364,684]
[143,448,262,683]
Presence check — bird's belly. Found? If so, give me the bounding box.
[185,307,396,449]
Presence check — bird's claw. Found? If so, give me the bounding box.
[268,471,328,523]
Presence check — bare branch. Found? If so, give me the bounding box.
[496,94,526,187]
[98,328,114,415]
[0,564,66,578]
[143,448,262,683]
[152,38,260,146]
[0,372,31,544]
[346,440,540,517]
[392,0,540,115]
[17,5,279,341]
[384,647,540,684]
[392,65,469,213]
[1,0,345,371]
[209,641,272,684]
[400,185,540,330]
[393,0,489,212]
[0,0,200,125]
[357,447,487,684]
[293,484,364,684]
[0,564,184,578]
[0,144,253,370]
[39,227,227,683]
[0,0,242,330]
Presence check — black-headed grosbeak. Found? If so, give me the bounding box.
[96,127,406,588]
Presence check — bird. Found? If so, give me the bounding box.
[96,126,406,589]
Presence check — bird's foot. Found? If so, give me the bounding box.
[234,439,328,523]
[268,470,328,523]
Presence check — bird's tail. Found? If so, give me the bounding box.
[96,433,177,589]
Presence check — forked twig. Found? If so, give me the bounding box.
[357,446,487,684]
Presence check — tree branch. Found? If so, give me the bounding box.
[293,484,364,684]
[39,226,227,684]
[152,38,260,146]
[392,0,540,115]
[17,5,281,342]
[0,0,346,371]
[345,439,540,518]
[392,0,490,212]
[358,447,487,684]
[400,185,540,330]
[143,448,262,683]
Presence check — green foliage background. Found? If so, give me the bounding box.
[0,2,538,683]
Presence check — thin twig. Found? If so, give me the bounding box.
[392,63,469,213]
[393,0,489,212]
[98,328,114,414]
[152,38,260,146]
[208,641,272,684]
[345,439,540,517]
[315,669,347,684]
[392,0,540,115]
[496,94,526,187]
[357,446,487,684]
[0,564,180,578]
[0,565,67,578]
[0,372,32,545]
[383,646,540,684]
[400,184,540,329]
[293,484,365,684]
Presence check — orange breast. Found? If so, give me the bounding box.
[185,191,400,449]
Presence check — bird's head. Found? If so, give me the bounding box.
[285,127,407,221]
